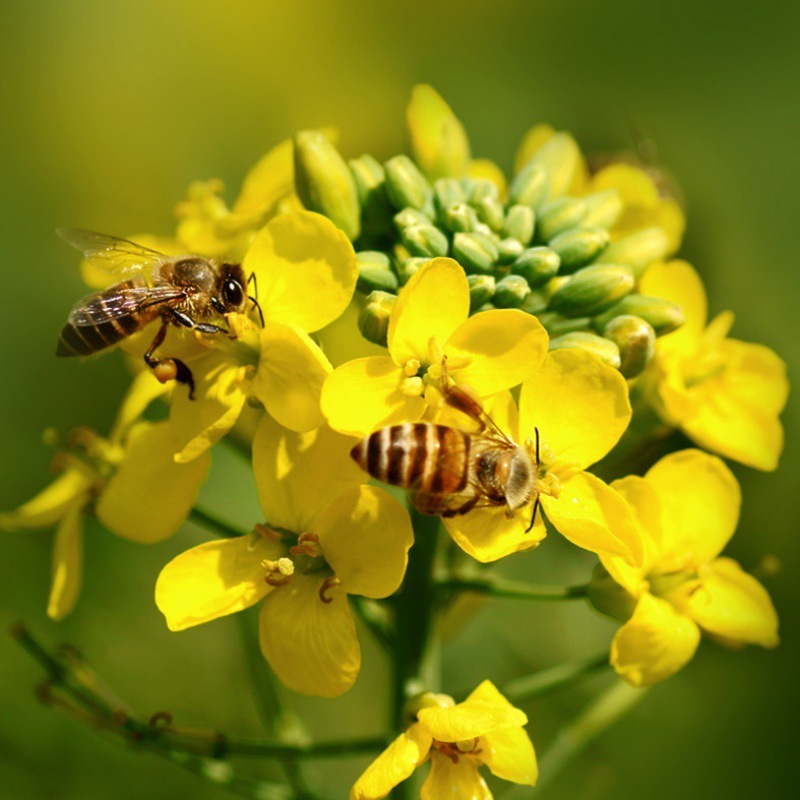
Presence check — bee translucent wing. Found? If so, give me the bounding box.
[68,284,186,326]
[57,228,167,277]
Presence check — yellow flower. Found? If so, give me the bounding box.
[321,258,548,437]
[594,449,779,687]
[168,210,358,462]
[155,415,413,697]
[351,681,536,800]
[443,349,638,564]
[0,373,209,620]
[640,260,789,470]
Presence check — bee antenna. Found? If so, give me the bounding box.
[249,297,265,327]
[526,495,540,534]
[247,271,259,297]
[534,426,540,466]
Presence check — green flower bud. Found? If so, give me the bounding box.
[600,227,670,278]
[356,250,392,269]
[549,331,621,369]
[358,291,397,346]
[398,257,429,285]
[602,314,656,378]
[549,227,611,272]
[475,301,496,312]
[512,247,561,287]
[496,237,525,266]
[384,155,433,211]
[493,275,531,309]
[459,177,476,198]
[503,205,536,246]
[526,132,582,203]
[433,178,466,215]
[355,251,397,294]
[593,294,685,335]
[294,130,361,241]
[474,195,505,232]
[540,315,592,337]
[441,202,479,234]
[508,162,548,210]
[468,274,495,312]
[537,197,587,242]
[548,264,635,318]
[349,154,394,238]
[452,232,499,274]
[401,224,450,258]
[588,563,637,621]
[394,207,431,230]
[520,289,549,316]
[581,188,623,229]
[469,179,500,204]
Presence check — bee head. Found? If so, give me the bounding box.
[216,264,248,313]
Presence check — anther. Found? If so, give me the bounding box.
[318,576,342,604]
[403,359,421,377]
[254,523,282,541]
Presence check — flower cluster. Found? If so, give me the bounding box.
[4,85,788,797]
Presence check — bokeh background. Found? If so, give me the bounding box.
[1,1,798,798]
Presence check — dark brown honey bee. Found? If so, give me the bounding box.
[55,229,264,398]
[351,380,541,529]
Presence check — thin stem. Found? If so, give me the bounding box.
[502,653,610,704]
[189,506,248,538]
[436,576,589,602]
[351,596,393,651]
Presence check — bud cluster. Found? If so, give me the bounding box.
[293,120,682,375]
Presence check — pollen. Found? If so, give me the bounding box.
[276,558,295,576]
[403,358,421,377]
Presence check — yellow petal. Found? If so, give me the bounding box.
[644,449,740,569]
[388,258,469,365]
[350,722,432,800]
[542,471,640,561]
[169,353,248,463]
[519,349,631,471]
[46,497,85,621]
[513,124,556,174]
[317,486,413,599]
[640,260,707,355]
[110,369,170,443]
[258,572,360,698]
[445,310,548,397]
[467,159,508,201]
[656,198,686,257]
[96,422,210,543]
[678,557,779,648]
[155,533,280,631]
[418,693,527,742]
[243,211,357,333]
[0,469,90,532]
[444,509,544,564]
[406,84,471,180]
[252,414,365,533]
[232,138,295,217]
[421,753,491,800]
[251,322,331,433]
[321,356,426,437]
[610,593,700,687]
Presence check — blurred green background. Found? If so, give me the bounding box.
[1,0,797,797]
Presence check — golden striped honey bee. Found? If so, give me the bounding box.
[351,381,541,527]
[55,229,263,398]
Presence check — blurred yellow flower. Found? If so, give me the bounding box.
[155,415,413,697]
[594,449,778,687]
[640,260,789,470]
[351,680,536,800]
[0,373,208,620]
[321,258,548,437]
[443,350,638,564]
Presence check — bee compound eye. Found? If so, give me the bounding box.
[222,279,244,309]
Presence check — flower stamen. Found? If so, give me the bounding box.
[318,576,341,604]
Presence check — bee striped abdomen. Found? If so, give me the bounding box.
[351,423,471,494]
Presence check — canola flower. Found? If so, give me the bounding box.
[5,85,790,800]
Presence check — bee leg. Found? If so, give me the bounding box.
[170,309,229,336]
[144,321,197,400]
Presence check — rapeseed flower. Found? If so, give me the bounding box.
[592,449,778,687]
[351,680,536,800]
[155,415,413,697]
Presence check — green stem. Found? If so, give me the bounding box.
[502,653,609,704]
[351,596,392,651]
[437,576,589,602]
[189,506,248,538]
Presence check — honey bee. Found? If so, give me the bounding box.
[351,378,542,530]
[55,229,264,398]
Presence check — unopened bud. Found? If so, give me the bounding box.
[294,130,361,241]
[394,207,431,231]
[548,264,635,318]
[493,275,531,309]
[540,314,592,337]
[433,178,466,214]
[549,227,610,272]
[503,205,536,246]
[602,314,656,377]
[401,224,449,258]
[519,290,549,315]
[349,154,393,235]
[468,179,500,205]
[593,294,685,335]
[497,237,525,266]
[581,188,623,229]
[537,197,588,242]
[474,195,505,232]
[512,247,561,287]
[508,162,548,210]
[452,232,499,274]
[601,227,670,278]
[526,132,582,203]
[549,331,621,369]
[356,251,399,293]
[468,274,495,312]
[588,563,638,621]
[441,202,479,234]
[358,291,397,346]
[384,155,433,212]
